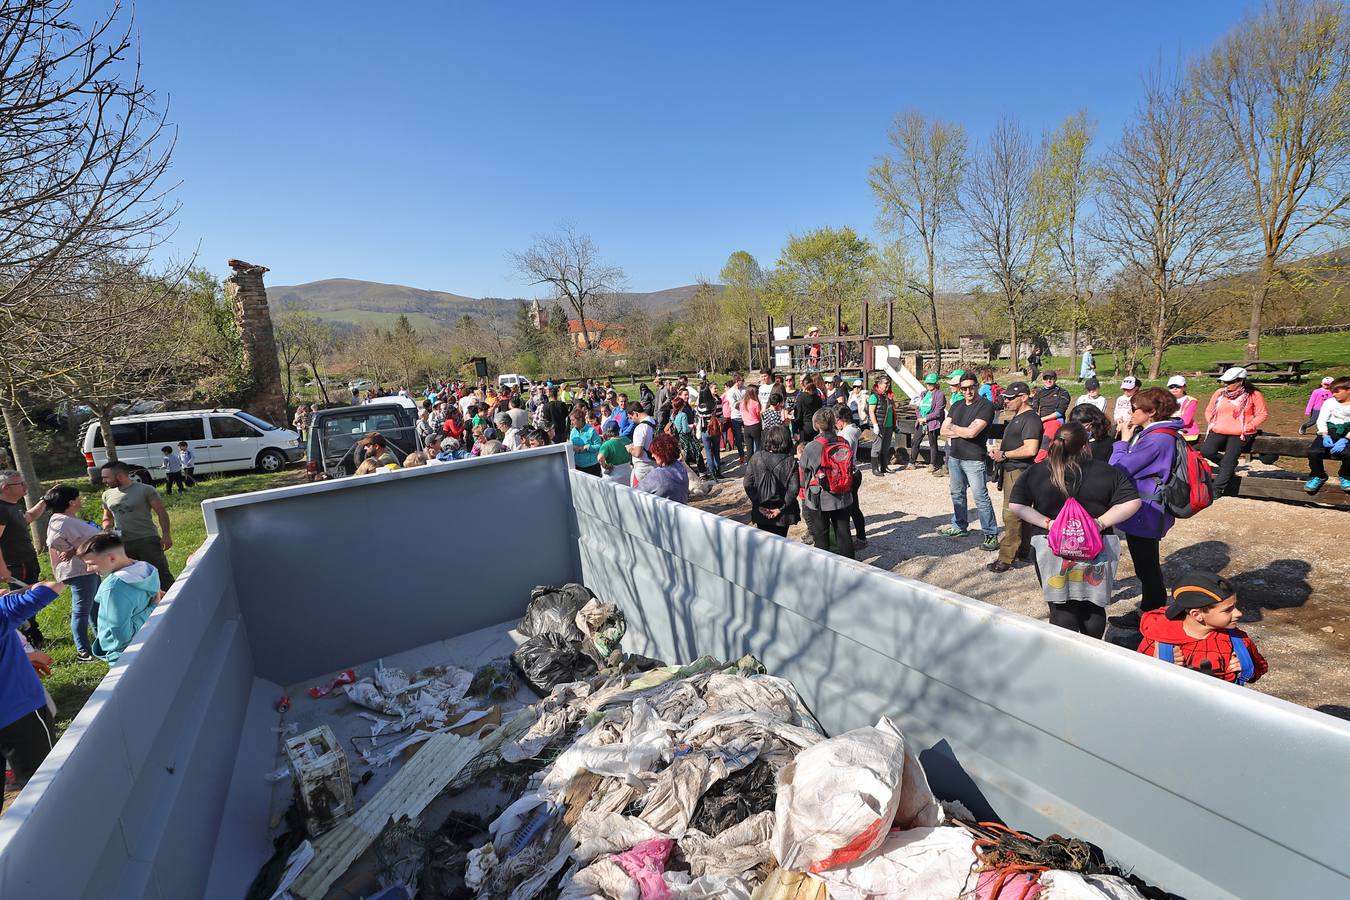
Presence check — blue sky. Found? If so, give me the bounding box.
[136,0,1251,297]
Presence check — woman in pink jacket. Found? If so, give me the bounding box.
[1202,367,1268,496]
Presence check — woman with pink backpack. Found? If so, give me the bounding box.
[1008,423,1142,638]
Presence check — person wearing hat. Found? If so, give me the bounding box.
[912,371,947,473]
[1113,376,1140,435]
[1079,345,1096,382]
[847,378,867,423]
[1202,367,1268,497]
[867,374,896,476]
[1136,572,1267,685]
[1166,376,1199,439]
[1032,371,1071,424]
[1305,376,1350,493]
[987,382,1043,573]
[1301,375,1336,434]
[805,327,823,372]
[1074,377,1106,413]
[946,368,966,407]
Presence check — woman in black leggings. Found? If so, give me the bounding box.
[1008,424,1142,638]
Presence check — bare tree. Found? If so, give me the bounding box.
[870,110,967,357]
[1095,67,1247,379]
[683,279,737,373]
[512,225,626,352]
[960,116,1047,371]
[1192,0,1350,360]
[275,311,307,410]
[290,313,338,406]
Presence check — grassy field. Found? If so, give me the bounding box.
[30,469,299,733]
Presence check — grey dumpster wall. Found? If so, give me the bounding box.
[0,446,1346,899]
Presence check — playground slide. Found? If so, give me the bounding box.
[872,343,925,400]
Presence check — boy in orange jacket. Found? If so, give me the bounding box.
[1138,571,1267,685]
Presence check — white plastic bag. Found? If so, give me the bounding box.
[811,826,977,900]
[1039,870,1147,900]
[771,716,941,873]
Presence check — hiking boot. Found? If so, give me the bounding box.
[1109,609,1142,630]
[936,524,967,537]
[1304,475,1327,493]
[980,535,999,552]
[987,560,1014,573]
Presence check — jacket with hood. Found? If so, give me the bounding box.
[1,583,59,730]
[1109,419,1181,540]
[92,560,160,663]
[1137,610,1267,684]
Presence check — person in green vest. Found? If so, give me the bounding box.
[867,375,896,475]
[914,372,947,473]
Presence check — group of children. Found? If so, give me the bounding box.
[158,441,197,495]
[2,532,161,784]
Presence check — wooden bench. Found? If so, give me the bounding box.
[1213,359,1312,383]
[1228,433,1350,508]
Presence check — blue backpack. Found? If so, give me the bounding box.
[1156,630,1255,685]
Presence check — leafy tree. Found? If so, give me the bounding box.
[773,226,875,327]
[1191,0,1350,359]
[720,250,763,326]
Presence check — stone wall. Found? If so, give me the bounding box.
[224,259,287,426]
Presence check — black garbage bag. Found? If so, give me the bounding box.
[511,633,598,694]
[517,584,595,641]
[690,758,777,836]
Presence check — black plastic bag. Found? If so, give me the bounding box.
[517,584,594,642]
[690,758,777,836]
[511,633,598,694]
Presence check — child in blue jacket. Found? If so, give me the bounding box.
[77,532,161,664]
[0,579,66,784]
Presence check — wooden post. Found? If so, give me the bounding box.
[887,301,894,338]
[835,304,842,336]
[766,316,775,371]
[861,301,870,338]
[746,318,753,370]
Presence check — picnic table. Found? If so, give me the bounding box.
[1213,358,1312,383]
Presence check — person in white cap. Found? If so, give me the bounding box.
[1113,376,1139,434]
[1202,367,1268,497]
[1301,375,1336,434]
[1079,345,1096,382]
[1167,376,1199,439]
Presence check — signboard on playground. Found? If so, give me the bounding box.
[773,326,791,368]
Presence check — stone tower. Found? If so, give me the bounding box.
[225,259,287,426]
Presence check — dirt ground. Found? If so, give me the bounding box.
[691,455,1350,721]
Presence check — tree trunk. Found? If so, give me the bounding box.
[311,362,331,406]
[98,413,120,464]
[926,249,941,359]
[1,401,47,552]
[1245,254,1274,362]
[1149,285,1167,380]
[1007,297,1020,372]
[1069,322,1079,381]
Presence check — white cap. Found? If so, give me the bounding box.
[824,375,835,382]
[853,378,863,386]
[1167,375,1186,388]
[1121,376,1138,389]
[1323,376,1334,386]
[1219,366,1248,383]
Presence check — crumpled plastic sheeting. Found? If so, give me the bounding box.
[613,838,674,900]
[1038,871,1147,900]
[541,699,680,796]
[772,716,941,873]
[677,810,775,878]
[559,856,758,900]
[501,681,593,763]
[811,826,979,900]
[638,737,764,836]
[343,664,474,729]
[572,812,671,864]
[576,597,628,661]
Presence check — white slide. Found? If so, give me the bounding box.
[871,344,925,400]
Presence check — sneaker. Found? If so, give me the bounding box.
[936,524,967,537]
[1305,476,1327,493]
[931,467,946,478]
[987,560,1013,573]
[1341,477,1350,492]
[980,535,999,552]
[75,650,97,663]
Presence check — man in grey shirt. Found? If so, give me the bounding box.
[101,461,175,589]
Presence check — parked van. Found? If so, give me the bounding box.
[81,409,302,484]
[306,401,419,479]
[497,373,532,391]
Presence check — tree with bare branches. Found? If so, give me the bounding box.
[512,226,626,352]
[870,111,967,358]
[1095,67,1247,379]
[960,116,1047,371]
[1192,0,1350,360]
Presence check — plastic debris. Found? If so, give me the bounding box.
[575,596,627,662]
[612,837,675,900]
[511,632,598,693]
[265,839,313,900]
[263,766,290,783]
[691,756,776,836]
[307,668,356,699]
[275,694,291,713]
[810,825,980,900]
[517,583,595,641]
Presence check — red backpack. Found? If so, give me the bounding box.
[802,435,854,496]
[1150,428,1214,518]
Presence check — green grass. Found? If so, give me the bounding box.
[31,469,298,733]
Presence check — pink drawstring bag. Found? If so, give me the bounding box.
[1048,497,1103,561]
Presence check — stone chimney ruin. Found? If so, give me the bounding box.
[225,259,287,426]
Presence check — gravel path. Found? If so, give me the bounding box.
[692,455,1350,720]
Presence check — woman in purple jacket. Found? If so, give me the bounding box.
[1109,387,1180,628]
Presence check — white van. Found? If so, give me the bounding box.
[80,408,302,484]
[497,373,532,391]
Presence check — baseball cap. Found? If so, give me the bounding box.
[824,374,835,382]
[1165,571,1237,620]
[1121,376,1139,390]
[924,373,939,385]
[1322,376,1334,386]
[947,368,966,385]
[1219,366,1248,383]
[853,378,863,386]
[1004,381,1030,398]
[1043,370,1058,381]
[1085,377,1100,391]
[1167,375,1186,388]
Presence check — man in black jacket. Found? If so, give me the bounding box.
[543,387,572,444]
[794,375,824,444]
[1031,370,1071,424]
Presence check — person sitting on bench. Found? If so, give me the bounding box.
[1305,376,1350,493]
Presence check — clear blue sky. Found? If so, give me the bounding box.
[137,0,1251,298]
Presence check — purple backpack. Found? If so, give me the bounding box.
[1048,496,1104,562]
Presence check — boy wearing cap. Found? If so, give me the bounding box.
[1305,376,1350,493]
[1137,573,1267,685]
[1301,376,1335,434]
[1167,376,1199,439]
[1113,376,1139,434]
[1074,377,1106,413]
